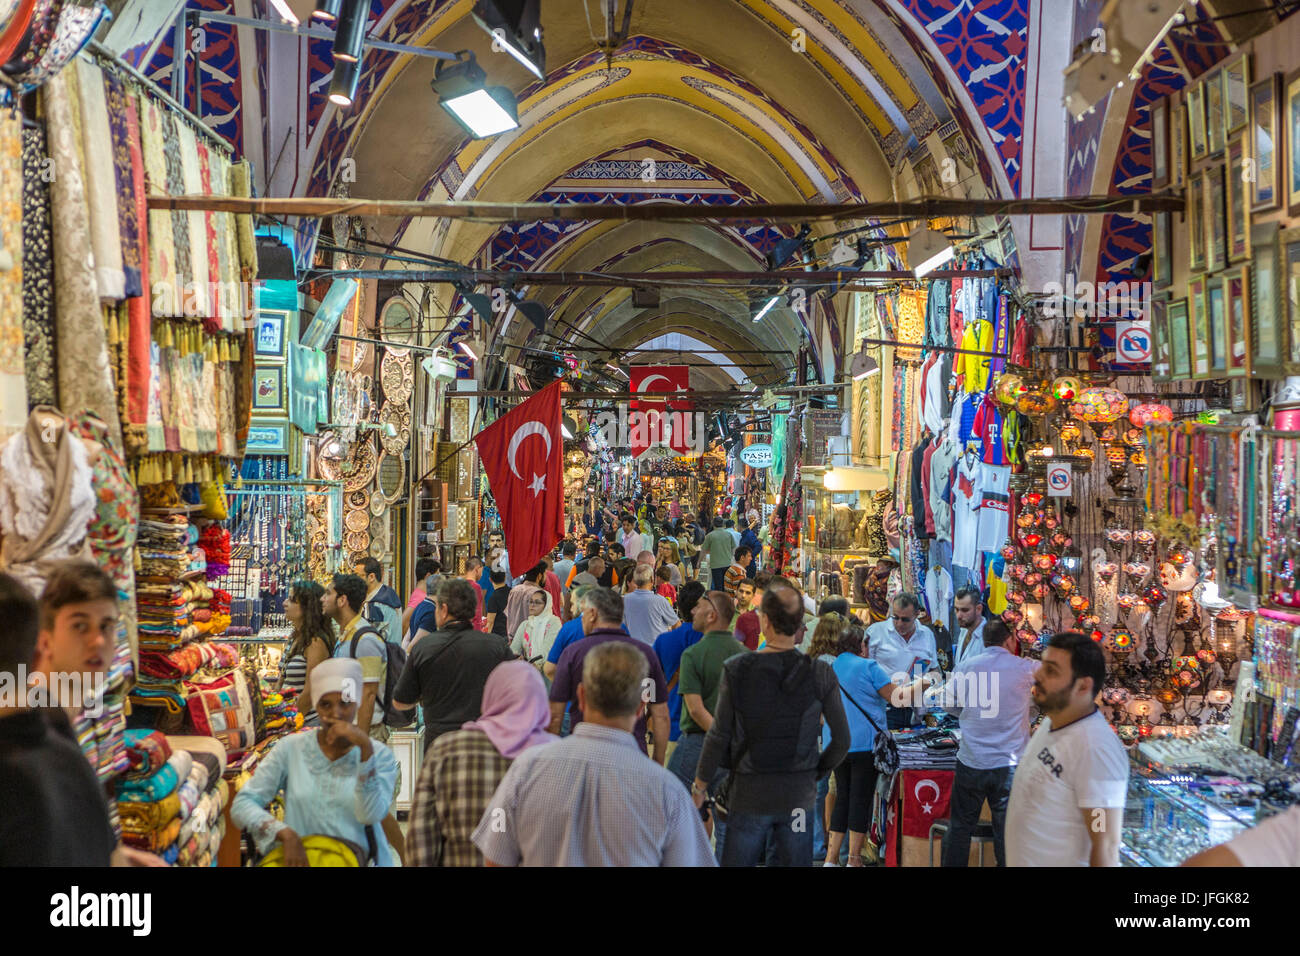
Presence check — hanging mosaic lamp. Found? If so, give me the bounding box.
[1069,386,1130,423]
[994,372,1027,407]
[1129,402,1174,428]
[1051,375,1083,403]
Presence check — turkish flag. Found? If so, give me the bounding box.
[473,380,564,576]
[629,366,692,458]
[899,769,955,838]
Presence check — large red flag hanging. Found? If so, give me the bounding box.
[629,365,693,458]
[473,380,565,575]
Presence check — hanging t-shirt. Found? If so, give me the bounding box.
[920,439,938,537]
[973,393,1006,465]
[952,451,983,572]
[977,463,1012,553]
[986,554,1009,614]
[1005,710,1130,867]
[989,294,1010,378]
[949,279,965,345]
[1009,314,1032,367]
[929,438,959,543]
[958,392,980,446]
[958,320,994,393]
[925,278,952,348]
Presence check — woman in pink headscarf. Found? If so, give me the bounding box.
[407,661,555,866]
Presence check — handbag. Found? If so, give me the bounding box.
[839,686,899,775]
[257,830,377,867]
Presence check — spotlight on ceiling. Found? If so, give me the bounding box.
[472,0,546,80]
[432,52,520,138]
[332,0,369,63]
[456,281,496,323]
[765,223,812,271]
[313,0,344,22]
[907,225,954,278]
[850,351,880,381]
[751,292,781,324]
[329,57,361,107]
[561,415,578,440]
[514,298,547,333]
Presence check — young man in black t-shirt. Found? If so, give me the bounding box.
[484,569,511,639]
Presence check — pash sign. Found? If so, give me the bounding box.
[740,443,774,468]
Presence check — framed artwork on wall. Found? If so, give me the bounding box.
[253,309,291,363]
[1189,277,1210,379]
[1150,295,1172,382]
[1288,70,1300,218]
[1223,266,1251,378]
[1206,68,1225,156]
[1224,55,1250,135]
[1188,173,1206,272]
[1152,97,1170,189]
[246,421,289,455]
[1207,274,1227,377]
[1188,81,1207,161]
[252,365,287,417]
[1206,165,1228,273]
[1250,73,1282,212]
[1153,210,1173,290]
[1285,228,1300,370]
[1226,133,1251,262]
[1251,220,1285,377]
[1169,298,1191,380]
[1171,90,1187,188]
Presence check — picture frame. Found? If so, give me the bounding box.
[1226,133,1251,262]
[1189,277,1210,378]
[246,420,290,455]
[252,365,287,416]
[254,308,291,362]
[1207,274,1227,377]
[1153,210,1173,290]
[1250,220,1285,377]
[1223,266,1251,378]
[1150,295,1172,382]
[1206,68,1225,156]
[1206,165,1228,273]
[1285,229,1300,369]
[1287,70,1300,218]
[1188,81,1208,161]
[1188,173,1206,273]
[1250,73,1282,211]
[1225,55,1250,135]
[1152,96,1170,189]
[1169,298,1191,379]
[1171,90,1186,188]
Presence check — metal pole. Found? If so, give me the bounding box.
[194,10,459,61]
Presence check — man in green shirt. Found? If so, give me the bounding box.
[702,518,736,591]
[669,589,749,862]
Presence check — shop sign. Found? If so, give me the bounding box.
[740,443,774,469]
[1047,462,1073,497]
[1115,321,1152,363]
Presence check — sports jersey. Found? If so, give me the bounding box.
[977,463,1012,554]
[973,393,1006,465]
[958,320,993,393]
[952,451,983,572]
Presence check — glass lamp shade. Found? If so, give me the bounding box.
[1052,376,1083,403]
[1129,403,1174,427]
[1069,386,1130,423]
[995,373,1026,407]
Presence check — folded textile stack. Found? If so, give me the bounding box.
[168,735,229,867]
[183,580,231,638]
[894,730,959,770]
[260,690,304,736]
[136,581,188,651]
[140,641,239,680]
[199,525,231,577]
[136,515,189,580]
[118,733,186,855]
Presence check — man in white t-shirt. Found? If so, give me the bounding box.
[1183,805,1300,866]
[1005,631,1129,867]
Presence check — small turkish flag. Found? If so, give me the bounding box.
[629,365,692,458]
[473,380,564,576]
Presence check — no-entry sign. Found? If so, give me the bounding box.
[1116,322,1152,363]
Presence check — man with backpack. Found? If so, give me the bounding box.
[393,577,516,758]
[324,572,407,862]
[693,580,850,866]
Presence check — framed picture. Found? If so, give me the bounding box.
[1207,275,1227,377]
[1226,133,1251,262]
[1207,68,1225,156]
[1153,210,1173,290]
[1285,229,1300,369]
[1251,220,1285,377]
[1223,266,1251,378]
[1189,277,1210,378]
[1169,298,1191,379]
[1287,70,1300,218]
[1206,165,1228,273]
[1171,90,1187,188]
[246,421,290,455]
[252,365,287,416]
[1225,55,1250,135]
[1251,73,1283,211]
[1151,295,1172,381]
[1188,173,1206,272]
[1188,82,1207,161]
[1152,97,1170,189]
[254,309,291,362]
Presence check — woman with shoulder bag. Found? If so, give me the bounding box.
[823,621,929,867]
[231,658,400,866]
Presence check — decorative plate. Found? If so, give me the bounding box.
[370,493,388,516]
[348,490,368,510]
[344,508,370,533]
[341,439,378,493]
[381,349,414,402]
[369,514,387,540]
[348,550,369,567]
[377,452,405,500]
[379,403,407,455]
[344,530,370,553]
[368,537,387,559]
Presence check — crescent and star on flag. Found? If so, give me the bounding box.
[506,420,553,497]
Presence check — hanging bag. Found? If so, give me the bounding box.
[839,685,899,775]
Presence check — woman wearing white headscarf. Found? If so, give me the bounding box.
[408,660,556,866]
[510,589,560,669]
[231,658,400,866]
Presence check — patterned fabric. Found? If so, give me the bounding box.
[103,70,142,298]
[122,729,172,779]
[66,410,138,593]
[16,1,106,91]
[74,58,124,300]
[159,112,191,311]
[137,92,177,317]
[408,728,512,867]
[5,0,59,77]
[20,126,55,409]
[0,109,24,442]
[196,140,221,333]
[44,69,123,451]
[121,89,151,444]
[175,119,208,318]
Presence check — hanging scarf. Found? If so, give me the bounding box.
[103,70,143,298]
[175,119,209,319]
[137,92,177,317]
[119,83,151,447]
[74,58,125,300]
[196,140,222,333]
[159,111,191,316]
[44,69,123,452]
[228,160,257,275]
[21,126,55,409]
[0,108,25,442]
[461,660,554,759]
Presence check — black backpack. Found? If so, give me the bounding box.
[348,626,416,729]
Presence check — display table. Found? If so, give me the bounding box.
[884,768,993,866]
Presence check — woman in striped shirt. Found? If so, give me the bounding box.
[278,581,336,718]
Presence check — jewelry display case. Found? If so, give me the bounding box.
[1121,759,1257,866]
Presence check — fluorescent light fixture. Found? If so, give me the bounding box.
[457,340,478,361]
[268,0,300,24]
[433,55,519,138]
[313,0,343,22]
[328,58,361,107]
[850,352,880,381]
[908,225,954,278]
[472,0,546,80]
[332,0,368,63]
[752,294,780,323]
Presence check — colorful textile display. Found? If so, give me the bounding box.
[0,108,25,442]
[20,125,56,410]
[117,760,179,803]
[123,728,172,779]
[74,58,124,300]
